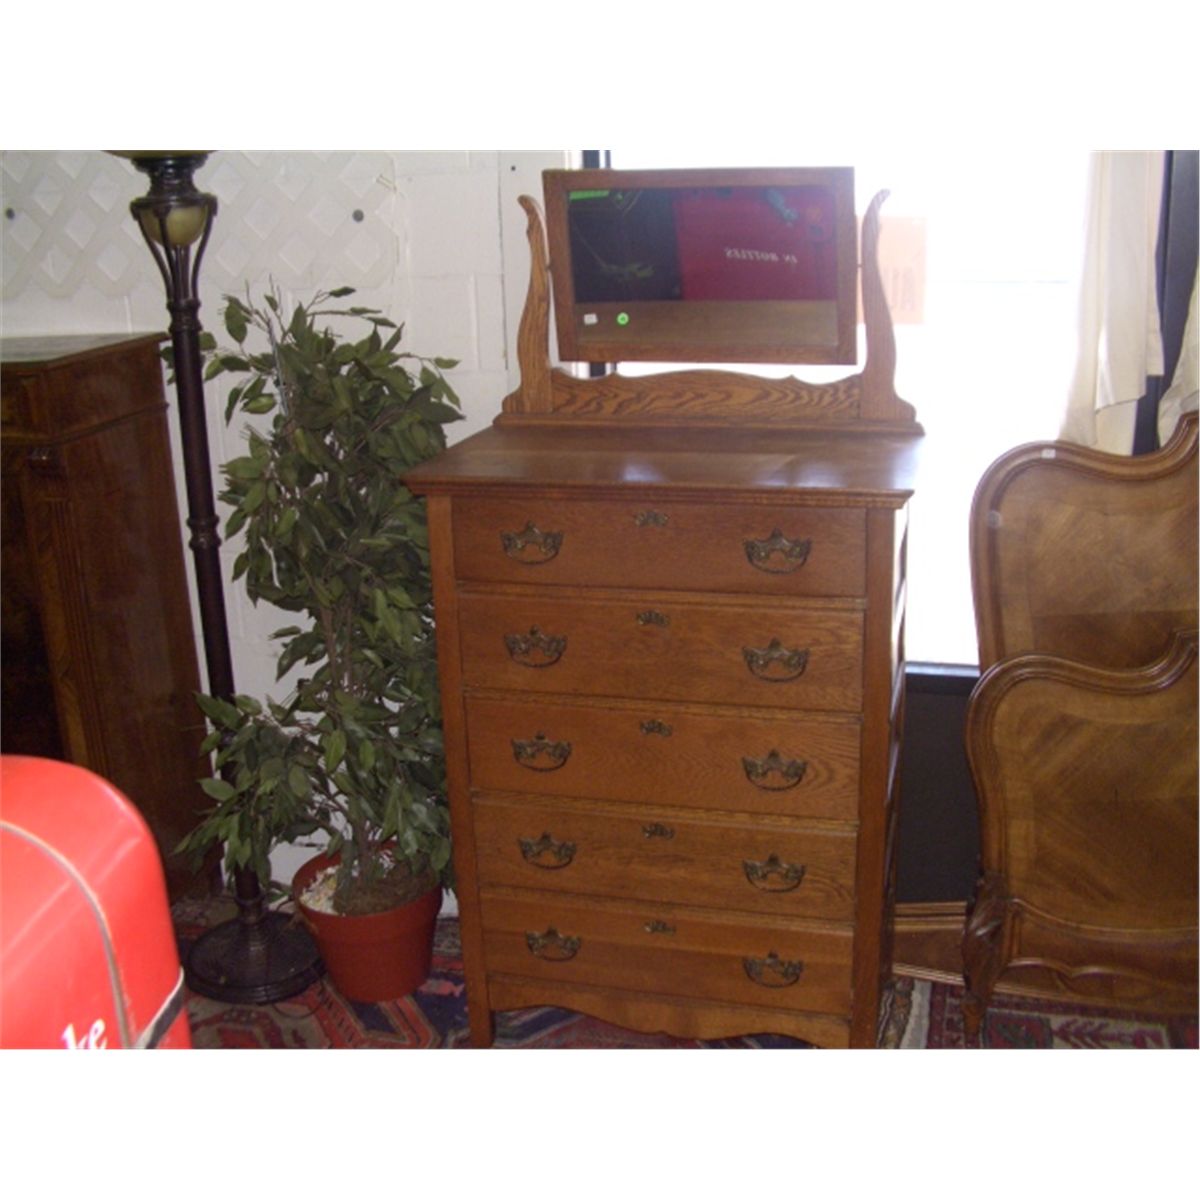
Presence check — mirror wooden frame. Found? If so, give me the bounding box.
[543,166,858,366]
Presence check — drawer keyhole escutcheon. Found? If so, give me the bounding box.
[742,750,808,790]
[644,919,676,935]
[642,823,675,840]
[512,732,572,771]
[501,521,563,564]
[639,718,673,737]
[743,639,810,683]
[634,510,669,527]
[526,928,581,961]
[744,529,812,574]
[518,832,577,869]
[743,854,807,892]
[504,626,567,668]
[744,951,805,988]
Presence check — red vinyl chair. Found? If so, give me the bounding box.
[0,756,191,1048]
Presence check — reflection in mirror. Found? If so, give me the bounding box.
[544,168,857,365]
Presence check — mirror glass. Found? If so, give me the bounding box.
[544,167,857,365]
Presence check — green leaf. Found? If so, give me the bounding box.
[324,729,347,772]
[243,481,268,513]
[224,300,249,343]
[287,764,312,799]
[199,777,237,802]
[194,692,242,729]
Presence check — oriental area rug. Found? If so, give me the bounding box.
[173,900,1197,1051]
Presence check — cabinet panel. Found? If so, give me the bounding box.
[466,694,862,820]
[0,336,208,899]
[459,590,864,712]
[473,794,857,920]
[481,892,854,1016]
[453,496,867,596]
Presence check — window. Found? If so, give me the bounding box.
[608,149,1091,665]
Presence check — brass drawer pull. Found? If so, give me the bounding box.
[742,749,808,790]
[634,510,669,527]
[512,732,572,771]
[501,521,563,564]
[518,832,577,869]
[639,718,673,737]
[743,854,807,892]
[644,919,676,935]
[636,609,670,627]
[642,822,675,840]
[526,927,581,961]
[744,951,804,988]
[743,639,810,683]
[504,626,567,668]
[744,529,812,574]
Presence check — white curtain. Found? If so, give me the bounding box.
[1060,151,1166,453]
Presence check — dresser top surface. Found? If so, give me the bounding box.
[406,422,921,503]
[1,332,164,370]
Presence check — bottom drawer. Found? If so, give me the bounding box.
[481,892,853,1017]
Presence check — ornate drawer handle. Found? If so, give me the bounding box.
[743,853,807,893]
[639,719,673,737]
[512,732,572,771]
[526,927,581,961]
[504,626,567,668]
[501,521,563,565]
[743,639,810,683]
[634,510,669,527]
[744,529,812,574]
[642,823,675,840]
[518,832,577,869]
[742,750,808,790]
[744,951,804,988]
[636,610,670,627]
[644,919,676,935]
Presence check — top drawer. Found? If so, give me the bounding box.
[452,497,866,597]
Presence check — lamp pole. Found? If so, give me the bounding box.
[118,152,323,1002]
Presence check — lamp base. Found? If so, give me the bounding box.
[185,911,325,1003]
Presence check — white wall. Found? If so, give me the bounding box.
[1,149,571,888]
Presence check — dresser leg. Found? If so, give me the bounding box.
[467,1006,496,1048]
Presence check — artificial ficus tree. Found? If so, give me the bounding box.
[177,286,461,914]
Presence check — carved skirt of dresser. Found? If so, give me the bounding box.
[408,425,917,1049]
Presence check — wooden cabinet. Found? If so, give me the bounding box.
[1,334,209,899]
[407,425,918,1047]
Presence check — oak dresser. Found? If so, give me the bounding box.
[404,171,922,1048]
[407,424,919,1047]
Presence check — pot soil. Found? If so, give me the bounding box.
[293,852,442,1002]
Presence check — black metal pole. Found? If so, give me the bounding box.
[121,152,323,1001]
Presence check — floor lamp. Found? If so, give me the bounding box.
[117,152,323,1002]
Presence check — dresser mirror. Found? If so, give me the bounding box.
[543,166,858,366]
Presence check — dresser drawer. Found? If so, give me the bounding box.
[481,893,854,1017]
[459,591,863,712]
[452,497,866,597]
[465,695,861,820]
[473,795,857,920]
